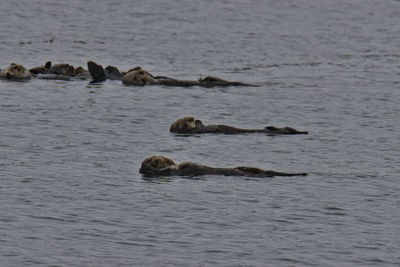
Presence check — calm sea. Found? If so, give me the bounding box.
[1,0,399,266]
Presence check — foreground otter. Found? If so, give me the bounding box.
[87,60,256,87]
[170,116,308,135]
[0,63,32,80]
[140,155,307,178]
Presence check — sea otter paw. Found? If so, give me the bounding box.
[87,61,106,82]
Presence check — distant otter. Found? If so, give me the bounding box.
[170,116,308,135]
[0,63,32,80]
[87,60,256,87]
[29,62,89,80]
[140,155,308,178]
[87,60,190,85]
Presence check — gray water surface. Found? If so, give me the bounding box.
[1,0,400,266]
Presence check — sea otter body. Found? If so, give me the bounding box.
[170,116,308,135]
[139,155,308,178]
[0,63,32,80]
[87,60,255,87]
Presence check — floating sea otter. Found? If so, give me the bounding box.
[0,62,89,81]
[0,63,32,80]
[140,155,308,178]
[87,60,256,87]
[29,61,89,80]
[170,116,308,135]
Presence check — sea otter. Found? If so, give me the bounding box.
[170,116,308,135]
[122,68,155,86]
[87,60,256,87]
[0,63,32,80]
[48,63,75,76]
[29,61,90,80]
[140,155,308,178]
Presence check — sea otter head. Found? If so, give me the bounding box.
[74,66,87,75]
[169,116,205,133]
[139,155,176,176]
[1,63,31,80]
[122,69,154,86]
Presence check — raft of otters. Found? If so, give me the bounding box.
[0,61,256,87]
[170,116,308,135]
[140,155,308,178]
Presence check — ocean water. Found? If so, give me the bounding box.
[1,0,400,266]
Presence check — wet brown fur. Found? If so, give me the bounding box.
[140,155,308,178]
[169,116,197,133]
[169,116,308,135]
[0,63,32,80]
[122,69,155,86]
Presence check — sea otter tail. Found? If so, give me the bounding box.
[265,126,308,135]
[283,127,308,134]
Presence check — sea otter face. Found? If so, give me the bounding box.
[139,155,176,176]
[0,63,31,80]
[134,70,150,85]
[170,116,200,133]
[122,69,153,86]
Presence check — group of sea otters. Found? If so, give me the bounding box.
[1,61,308,178]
